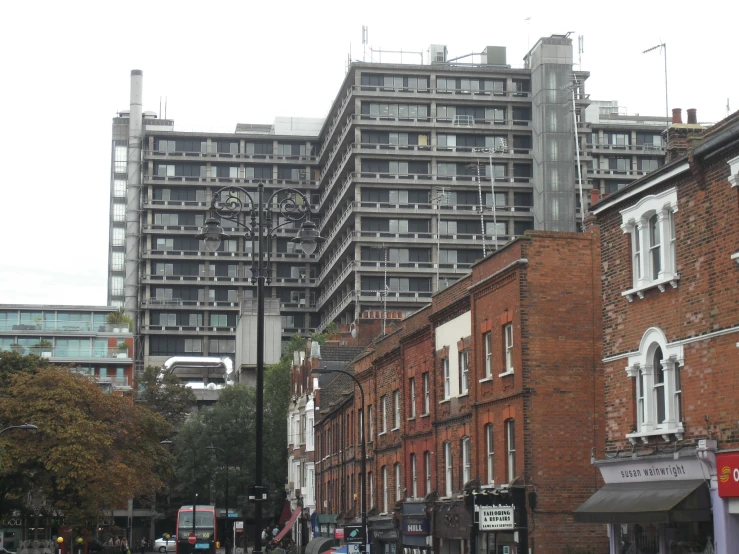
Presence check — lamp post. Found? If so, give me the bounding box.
[161,440,198,547]
[311,367,366,551]
[206,445,230,554]
[0,423,38,435]
[197,183,323,554]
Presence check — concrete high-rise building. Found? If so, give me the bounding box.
[107,35,666,371]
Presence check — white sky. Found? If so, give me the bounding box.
[1,0,737,306]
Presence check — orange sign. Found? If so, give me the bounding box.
[717,452,739,497]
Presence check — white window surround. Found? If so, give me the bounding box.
[728,155,739,188]
[729,156,739,263]
[620,187,680,301]
[624,327,684,442]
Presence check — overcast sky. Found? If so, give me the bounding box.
[1,0,737,306]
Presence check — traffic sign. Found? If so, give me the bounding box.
[344,525,364,544]
[247,485,269,502]
[188,534,197,545]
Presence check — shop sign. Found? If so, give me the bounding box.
[598,457,707,483]
[718,452,739,498]
[402,515,429,536]
[334,529,344,540]
[478,506,514,531]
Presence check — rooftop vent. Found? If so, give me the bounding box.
[429,45,447,64]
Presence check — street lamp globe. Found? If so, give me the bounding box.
[293,220,324,256]
[196,218,230,252]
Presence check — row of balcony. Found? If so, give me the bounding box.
[145,150,319,163]
[0,346,131,360]
[0,322,131,333]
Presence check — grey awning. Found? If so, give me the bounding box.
[574,479,712,523]
[304,537,337,554]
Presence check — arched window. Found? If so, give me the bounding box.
[626,328,684,441]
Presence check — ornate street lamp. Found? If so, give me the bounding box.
[197,183,322,554]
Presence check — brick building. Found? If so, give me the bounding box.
[312,231,606,554]
[575,109,739,554]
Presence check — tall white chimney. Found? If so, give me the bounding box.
[124,70,143,323]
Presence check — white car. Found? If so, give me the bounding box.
[154,537,176,553]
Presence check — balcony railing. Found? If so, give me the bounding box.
[1,346,131,359]
[0,321,130,333]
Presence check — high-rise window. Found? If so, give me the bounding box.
[112,228,125,247]
[506,419,516,482]
[409,377,416,418]
[486,424,494,484]
[114,179,126,197]
[111,252,124,271]
[113,203,125,222]
[444,441,453,496]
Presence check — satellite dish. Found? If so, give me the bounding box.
[350,323,358,339]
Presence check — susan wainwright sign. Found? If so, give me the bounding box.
[478,506,514,531]
[598,458,707,484]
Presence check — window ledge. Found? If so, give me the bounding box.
[458,392,469,398]
[732,251,739,265]
[378,431,387,437]
[420,413,430,419]
[391,427,400,432]
[622,273,680,301]
[407,416,416,421]
[498,370,514,378]
[439,398,451,404]
[479,377,493,383]
[627,426,684,443]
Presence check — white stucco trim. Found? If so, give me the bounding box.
[603,324,739,363]
[728,155,739,187]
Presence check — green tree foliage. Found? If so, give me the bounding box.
[137,365,197,430]
[0,363,172,525]
[0,350,49,388]
[171,386,256,517]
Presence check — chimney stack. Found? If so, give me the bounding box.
[663,107,705,163]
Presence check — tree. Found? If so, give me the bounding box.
[0,350,48,388]
[136,365,197,430]
[0,365,171,524]
[170,386,256,518]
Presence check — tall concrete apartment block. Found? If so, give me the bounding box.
[108,36,666,368]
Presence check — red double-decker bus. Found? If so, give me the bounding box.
[176,505,217,554]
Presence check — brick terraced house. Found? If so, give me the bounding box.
[312,230,606,554]
[575,108,739,554]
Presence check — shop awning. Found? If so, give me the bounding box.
[574,479,712,523]
[275,506,302,542]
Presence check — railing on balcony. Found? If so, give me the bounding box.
[0,321,130,333]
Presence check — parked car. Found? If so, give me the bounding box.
[153,537,176,553]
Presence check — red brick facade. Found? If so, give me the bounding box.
[313,231,607,553]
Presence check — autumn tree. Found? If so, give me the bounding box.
[0,365,172,524]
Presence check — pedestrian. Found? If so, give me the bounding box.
[271,526,278,539]
[261,529,268,544]
[120,538,129,554]
[114,539,121,548]
[139,537,147,554]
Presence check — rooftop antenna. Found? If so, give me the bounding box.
[525,17,531,51]
[159,96,162,120]
[362,25,368,62]
[728,98,731,118]
[578,35,584,70]
[642,42,668,129]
